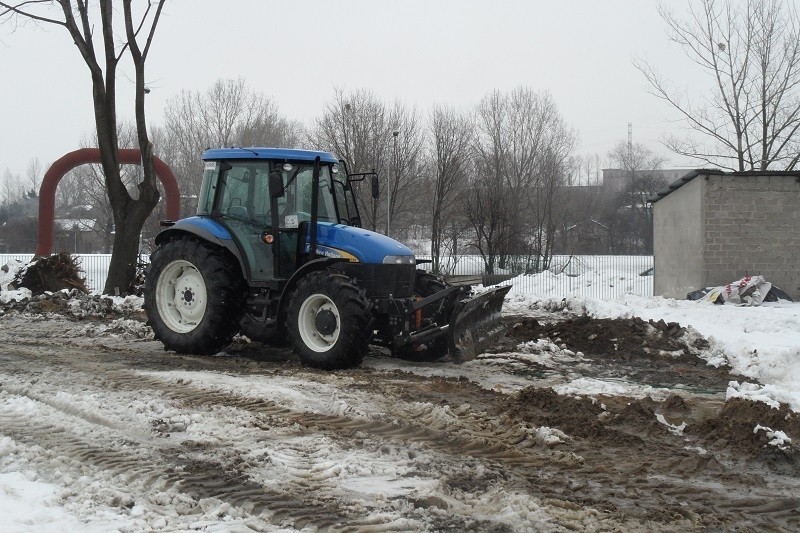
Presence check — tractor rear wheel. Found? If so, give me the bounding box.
[287,270,372,370]
[144,237,244,355]
[393,270,452,362]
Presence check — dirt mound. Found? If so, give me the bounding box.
[11,253,87,294]
[615,396,663,431]
[506,387,642,444]
[501,315,712,364]
[692,398,799,474]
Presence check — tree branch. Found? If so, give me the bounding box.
[0,1,66,26]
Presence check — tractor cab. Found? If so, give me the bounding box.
[195,148,370,283]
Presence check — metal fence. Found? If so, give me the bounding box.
[2,253,654,298]
[418,254,654,298]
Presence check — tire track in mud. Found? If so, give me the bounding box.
[1,341,579,472]
[0,389,426,531]
[0,362,723,530]
[0,337,621,530]
[3,319,800,530]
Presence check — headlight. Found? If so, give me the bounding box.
[382,255,415,265]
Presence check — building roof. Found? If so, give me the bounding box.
[649,169,800,203]
[566,218,610,232]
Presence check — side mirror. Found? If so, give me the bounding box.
[269,171,284,199]
[371,175,380,199]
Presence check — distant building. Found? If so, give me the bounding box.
[554,168,693,255]
[600,168,694,193]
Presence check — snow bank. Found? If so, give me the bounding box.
[501,256,653,299]
[510,292,800,410]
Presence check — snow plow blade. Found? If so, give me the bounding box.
[447,285,512,362]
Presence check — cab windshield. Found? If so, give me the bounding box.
[200,160,342,226]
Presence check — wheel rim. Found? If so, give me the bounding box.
[155,260,207,333]
[297,293,340,352]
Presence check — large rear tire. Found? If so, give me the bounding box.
[393,270,452,362]
[144,237,244,355]
[287,270,372,370]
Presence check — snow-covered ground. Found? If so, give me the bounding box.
[2,254,798,412]
[2,255,799,530]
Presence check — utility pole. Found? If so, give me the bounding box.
[387,129,399,237]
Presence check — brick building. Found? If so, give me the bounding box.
[650,170,800,299]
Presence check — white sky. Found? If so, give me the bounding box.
[0,0,705,179]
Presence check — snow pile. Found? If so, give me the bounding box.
[726,381,782,409]
[66,293,144,319]
[0,259,32,304]
[499,256,653,298]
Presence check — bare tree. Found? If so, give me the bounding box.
[1,168,21,206]
[572,153,603,186]
[161,78,303,202]
[637,0,800,170]
[552,154,610,254]
[0,0,166,294]
[471,88,577,273]
[25,158,42,197]
[427,104,474,272]
[460,178,511,276]
[311,89,395,233]
[605,141,668,253]
[385,100,424,241]
[311,89,425,239]
[471,90,514,271]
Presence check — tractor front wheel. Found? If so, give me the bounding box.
[144,237,244,355]
[287,270,372,369]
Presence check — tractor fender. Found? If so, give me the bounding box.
[155,223,247,279]
[276,257,349,328]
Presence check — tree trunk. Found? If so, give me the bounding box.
[104,218,141,295]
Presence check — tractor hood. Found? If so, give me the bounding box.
[311,222,414,265]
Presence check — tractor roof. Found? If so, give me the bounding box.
[202,147,339,163]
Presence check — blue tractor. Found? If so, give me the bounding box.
[143,148,510,369]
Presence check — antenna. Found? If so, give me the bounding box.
[627,122,633,157]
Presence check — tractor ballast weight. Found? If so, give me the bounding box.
[143,147,510,369]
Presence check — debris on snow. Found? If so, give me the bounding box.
[655,413,687,436]
[10,252,87,295]
[687,275,793,305]
[753,424,792,450]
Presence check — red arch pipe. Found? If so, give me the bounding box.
[35,148,180,257]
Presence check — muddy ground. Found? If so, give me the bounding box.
[0,298,798,531]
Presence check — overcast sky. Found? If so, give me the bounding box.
[0,0,705,179]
